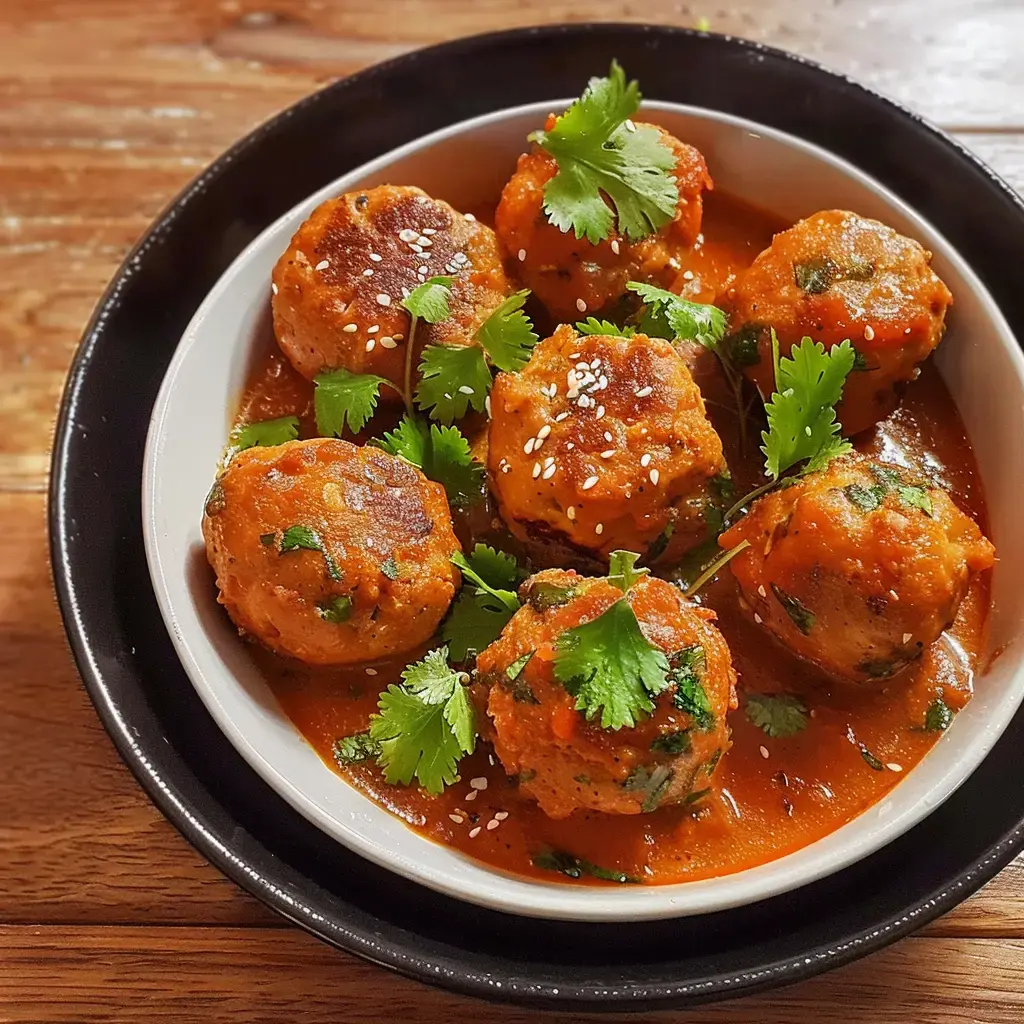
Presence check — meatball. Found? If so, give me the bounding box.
[718,454,995,683]
[272,185,513,386]
[495,121,712,323]
[474,569,736,819]
[723,210,953,435]
[202,438,460,665]
[487,324,726,565]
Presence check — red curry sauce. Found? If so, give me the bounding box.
[232,191,990,885]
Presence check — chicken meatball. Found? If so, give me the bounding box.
[272,185,513,387]
[718,454,994,683]
[202,438,461,665]
[487,325,727,565]
[723,210,953,435]
[495,121,712,323]
[474,569,736,819]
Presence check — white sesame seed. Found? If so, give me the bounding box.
[625,119,636,132]
[537,424,552,440]
[595,523,604,535]
[532,462,542,479]
[590,358,601,370]
[754,612,763,624]
[464,212,476,220]
[380,337,397,349]
[887,763,904,773]
[469,826,481,838]
[905,327,912,334]
[760,745,770,759]
[494,811,509,820]
[343,323,358,333]
[576,298,587,313]
[582,475,599,491]
[367,325,379,333]
[636,385,653,398]
[864,324,876,341]
[315,259,330,270]
[449,814,464,824]
[410,243,423,254]
[682,270,695,280]
[419,266,429,275]
[577,394,591,409]
[575,361,589,372]
[486,819,500,831]
[555,412,569,423]
[596,405,606,419]
[458,385,475,395]
[569,353,581,359]
[524,438,535,454]
[485,395,492,417]
[565,442,575,450]
[610,239,620,255]
[502,464,511,473]
[417,235,432,247]
[470,777,488,790]
[365,667,377,676]
[422,227,437,235]
[543,456,555,468]
[889,589,900,601]
[902,632,913,644]
[365,339,375,352]
[369,252,383,262]
[534,437,545,450]
[488,754,495,765]
[465,789,478,801]
[454,252,468,264]
[271,282,279,295]
[542,463,556,479]
[518,248,527,262]
[649,468,660,486]
[363,268,374,277]
[598,375,608,389]
[376,293,391,306]
[600,449,615,459]
[640,453,651,467]
[567,506,577,520]
[399,228,418,242]
[758,585,767,598]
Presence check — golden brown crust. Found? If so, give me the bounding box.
[271,185,513,387]
[475,570,736,819]
[723,210,953,435]
[202,438,461,665]
[718,453,995,683]
[487,325,726,564]
[494,122,712,322]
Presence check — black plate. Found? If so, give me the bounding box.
[50,23,1024,1011]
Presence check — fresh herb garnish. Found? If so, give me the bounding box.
[230,415,300,452]
[532,848,641,884]
[380,556,400,580]
[627,281,727,351]
[506,651,535,681]
[374,414,485,509]
[367,646,475,795]
[623,763,675,811]
[575,317,636,337]
[669,645,714,731]
[524,578,577,612]
[860,746,885,771]
[842,463,933,517]
[334,732,381,766]
[650,730,692,755]
[723,323,764,368]
[924,696,954,732]
[442,544,524,661]
[279,525,341,581]
[313,367,397,436]
[793,257,838,294]
[402,276,454,323]
[554,599,670,730]
[607,549,649,593]
[684,787,711,805]
[770,583,816,635]
[844,482,887,512]
[528,61,678,244]
[475,290,539,371]
[316,595,353,623]
[415,344,493,423]
[745,692,808,738]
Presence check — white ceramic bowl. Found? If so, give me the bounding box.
[143,100,1024,922]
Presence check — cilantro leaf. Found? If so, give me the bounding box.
[415,344,492,423]
[607,550,648,592]
[575,317,635,338]
[316,595,353,623]
[455,543,524,596]
[532,848,640,884]
[770,583,816,635]
[334,732,381,766]
[452,549,521,614]
[314,367,390,436]
[402,276,453,323]
[761,335,855,479]
[627,281,727,351]
[475,290,538,372]
[528,62,678,243]
[442,545,524,662]
[924,697,954,732]
[670,645,714,731]
[554,599,670,730]
[523,578,577,612]
[897,484,934,516]
[368,646,475,794]
[279,525,341,581]
[745,692,808,738]
[374,414,484,509]
[650,730,692,755]
[231,415,299,452]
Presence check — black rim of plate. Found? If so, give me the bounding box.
[49,23,1024,1011]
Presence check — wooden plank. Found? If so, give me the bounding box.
[1,927,1023,1023]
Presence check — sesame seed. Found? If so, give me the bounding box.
[485,395,492,417]
[610,239,620,255]
[315,259,329,270]
[502,464,511,473]
[365,339,375,352]
[625,119,636,132]
[582,475,599,491]
[596,405,605,419]
[369,252,383,262]
[555,412,569,423]
[468,826,481,838]
[577,394,591,409]
[537,424,552,440]
[754,612,763,624]
[458,385,475,395]
[565,442,575,450]
[640,453,651,467]
[271,282,279,295]
[757,585,767,598]
[393,333,404,341]
[760,745,770,759]
[423,227,437,235]
[567,506,577,520]
[576,298,587,313]
[598,376,608,389]
[398,228,418,242]
[518,248,527,261]
[365,667,377,676]
[470,777,488,790]
[380,337,397,349]
[569,353,581,359]
[603,431,613,442]
[635,385,653,398]
[532,462,542,478]
[649,468,660,486]
[595,523,604,535]
[486,819,500,831]
[494,811,509,820]
[889,589,900,601]
[534,437,545,450]
[454,252,468,264]
[524,438,535,454]
[465,789,478,801]
[367,325,379,333]
[542,459,556,477]
[902,632,913,644]
[410,243,423,254]
[905,327,912,334]
[343,323,358,333]
[464,212,476,220]
[376,294,391,306]
[864,324,876,341]
[600,449,615,459]
[543,456,555,468]
[417,235,432,247]
[449,814,464,824]
[363,268,374,277]
[887,763,904,773]
[682,270,695,280]
[590,358,601,370]
[419,266,429,275]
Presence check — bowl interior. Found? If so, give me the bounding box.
[143,100,1024,922]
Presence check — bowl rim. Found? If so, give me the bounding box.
[142,93,1024,922]
[49,22,1024,1008]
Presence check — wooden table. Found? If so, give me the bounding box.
[2,1,1023,1020]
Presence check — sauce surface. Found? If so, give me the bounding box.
[232,190,991,886]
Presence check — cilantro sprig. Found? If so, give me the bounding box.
[529,62,679,243]
[575,317,635,338]
[366,646,476,795]
[229,415,299,454]
[745,692,809,738]
[627,281,727,351]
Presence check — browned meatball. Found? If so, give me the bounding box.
[474,569,736,819]
[495,120,712,323]
[722,210,953,435]
[487,324,726,566]
[718,454,994,683]
[202,438,461,665]
[272,185,513,387]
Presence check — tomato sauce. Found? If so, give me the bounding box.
[231,191,991,886]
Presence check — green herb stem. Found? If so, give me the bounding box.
[683,539,751,597]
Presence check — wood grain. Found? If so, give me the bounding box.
[2,0,1024,1019]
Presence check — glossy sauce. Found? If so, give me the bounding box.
[233,191,991,885]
